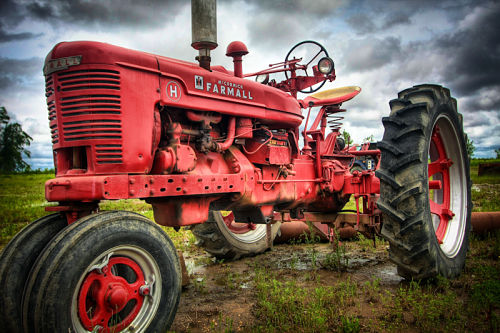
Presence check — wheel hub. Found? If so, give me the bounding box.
[105,284,129,311]
[78,256,146,332]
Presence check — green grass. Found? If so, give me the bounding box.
[0,173,196,250]
[0,173,54,246]
[470,158,500,184]
[471,185,500,212]
[252,230,500,332]
[253,267,360,332]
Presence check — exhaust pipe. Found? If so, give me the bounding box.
[191,0,217,70]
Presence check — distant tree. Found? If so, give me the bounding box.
[0,107,32,173]
[363,134,375,143]
[341,130,353,145]
[465,135,475,158]
[495,148,500,159]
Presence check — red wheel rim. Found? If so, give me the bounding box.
[78,257,147,332]
[428,125,455,244]
[222,211,257,234]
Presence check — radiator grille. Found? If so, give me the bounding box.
[46,68,123,164]
[58,69,120,92]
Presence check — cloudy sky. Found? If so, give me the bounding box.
[0,0,499,168]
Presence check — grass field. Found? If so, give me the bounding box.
[0,172,195,250]
[0,161,499,331]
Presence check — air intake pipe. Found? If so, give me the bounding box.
[191,0,217,70]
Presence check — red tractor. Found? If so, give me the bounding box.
[0,1,471,332]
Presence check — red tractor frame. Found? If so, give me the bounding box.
[0,1,471,332]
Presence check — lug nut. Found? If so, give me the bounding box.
[139,285,150,296]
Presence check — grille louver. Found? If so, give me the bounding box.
[95,144,123,164]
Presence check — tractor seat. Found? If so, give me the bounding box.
[303,86,361,107]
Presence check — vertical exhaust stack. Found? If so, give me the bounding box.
[191,0,217,70]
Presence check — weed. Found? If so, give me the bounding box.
[289,252,299,270]
[340,315,360,333]
[308,247,319,269]
[304,221,322,244]
[209,312,234,332]
[322,244,349,271]
[287,221,322,246]
[193,277,207,294]
[357,234,373,251]
[363,277,381,303]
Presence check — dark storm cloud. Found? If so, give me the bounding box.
[0,0,24,26]
[27,0,186,26]
[0,27,42,42]
[382,11,411,29]
[240,0,343,18]
[460,85,500,112]
[1,0,186,30]
[346,13,376,35]
[347,11,409,35]
[438,2,500,96]
[0,57,42,90]
[0,1,42,42]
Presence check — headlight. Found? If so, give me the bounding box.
[256,73,269,84]
[318,57,334,74]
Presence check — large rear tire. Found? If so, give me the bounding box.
[377,84,472,279]
[22,211,181,333]
[191,210,280,260]
[0,213,67,333]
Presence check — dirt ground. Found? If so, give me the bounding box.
[170,240,399,332]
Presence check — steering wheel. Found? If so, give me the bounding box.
[284,40,330,94]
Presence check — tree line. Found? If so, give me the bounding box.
[0,107,32,173]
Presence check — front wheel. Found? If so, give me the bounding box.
[377,84,472,279]
[22,211,181,333]
[0,214,67,333]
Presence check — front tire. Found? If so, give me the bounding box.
[0,214,67,333]
[22,211,181,333]
[377,84,472,279]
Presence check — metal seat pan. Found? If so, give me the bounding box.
[303,86,361,107]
